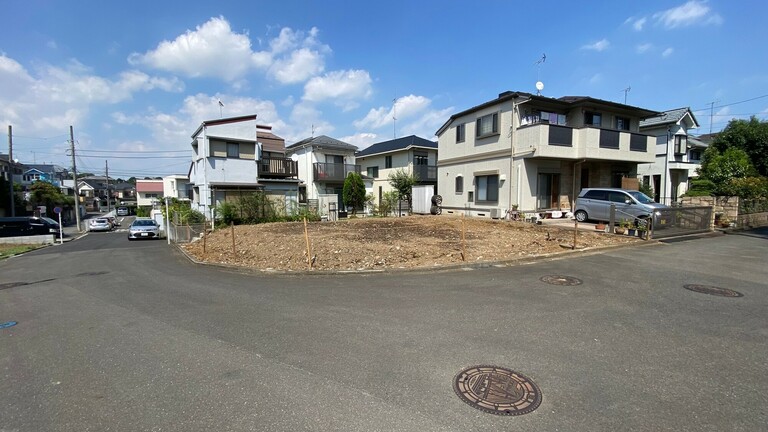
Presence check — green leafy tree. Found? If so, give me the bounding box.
[29,180,69,211]
[697,147,757,195]
[342,172,366,215]
[387,168,419,212]
[711,116,768,177]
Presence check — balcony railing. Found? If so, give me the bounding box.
[260,157,299,177]
[313,163,361,182]
[413,165,437,182]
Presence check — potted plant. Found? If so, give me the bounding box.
[615,219,628,235]
[636,222,649,239]
[595,221,606,231]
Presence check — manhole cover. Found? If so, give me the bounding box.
[684,284,743,298]
[0,321,18,329]
[453,365,542,416]
[540,275,582,286]
[0,282,29,290]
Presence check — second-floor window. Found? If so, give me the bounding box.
[456,124,465,143]
[385,155,392,168]
[476,112,499,138]
[674,135,687,155]
[227,143,240,158]
[367,166,379,178]
[585,111,602,127]
[615,116,630,131]
[414,153,428,166]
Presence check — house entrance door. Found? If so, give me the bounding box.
[537,173,560,209]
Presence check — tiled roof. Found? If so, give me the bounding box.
[356,135,437,157]
[285,135,358,152]
[639,107,697,128]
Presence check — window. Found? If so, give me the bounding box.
[674,135,687,155]
[385,155,392,169]
[690,149,702,161]
[475,175,499,202]
[616,116,630,131]
[367,166,379,178]
[476,112,499,138]
[227,143,239,158]
[456,124,465,143]
[413,153,428,166]
[455,176,463,193]
[585,111,602,127]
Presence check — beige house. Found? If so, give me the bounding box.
[436,91,659,218]
[355,135,437,205]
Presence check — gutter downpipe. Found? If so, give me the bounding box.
[663,127,670,205]
[509,96,531,212]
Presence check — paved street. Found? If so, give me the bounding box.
[1,228,766,431]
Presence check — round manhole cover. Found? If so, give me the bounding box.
[453,365,542,416]
[540,275,582,286]
[684,284,743,298]
[0,321,18,329]
[0,282,29,290]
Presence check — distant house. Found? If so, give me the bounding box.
[436,90,659,217]
[355,135,438,205]
[637,107,704,204]
[18,164,68,189]
[285,135,361,215]
[163,175,191,201]
[136,179,164,207]
[187,114,300,219]
[77,176,120,211]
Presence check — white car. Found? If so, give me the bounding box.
[127,218,161,240]
[89,218,113,232]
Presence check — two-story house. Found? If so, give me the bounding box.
[285,135,360,214]
[355,135,438,205]
[187,114,300,219]
[436,91,659,218]
[163,175,191,201]
[637,108,705,204]
[18,164,68,189]
[136,179,164,207]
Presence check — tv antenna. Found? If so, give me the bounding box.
[708,100,720,134]
[534,53,546,95]
[392,97,398,139]
[622,86,631,104]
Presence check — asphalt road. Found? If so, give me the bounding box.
[1,228,766,431]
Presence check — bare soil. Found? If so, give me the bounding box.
[181,216,641,272]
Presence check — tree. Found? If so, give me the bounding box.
[29,180,70,212]
[342,172,366,215]
[712,116,768,177]
[698,147,756,189]
[388,168,419,212]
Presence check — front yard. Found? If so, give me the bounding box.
[181,216,641,271]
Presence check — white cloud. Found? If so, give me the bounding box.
[637,43,653,54]
[589,73,603,85]
[303,70,373,106]
[653,1,723,29]
[626,17,648,31]
[341,133,378,150]
[128,18,331,85]
[581,39,610,52]
[353,94,450,140]
[662,47,675,57]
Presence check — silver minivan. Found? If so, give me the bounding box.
[574,188,667,223]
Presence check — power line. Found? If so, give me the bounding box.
[693,94,768,112]
[77,149,191,154]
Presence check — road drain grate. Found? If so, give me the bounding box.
[684,284,743,298]
[0,282,29,290]
[0,321,18,329]
[453,365,542,416]
[540,275,582,286]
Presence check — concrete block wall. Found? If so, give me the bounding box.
[0,234,54,245]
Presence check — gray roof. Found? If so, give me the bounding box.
[285,135,358,152]
[356,135,437,157]
[640,107,699,129]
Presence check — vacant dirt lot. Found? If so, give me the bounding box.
[181,216,641,272]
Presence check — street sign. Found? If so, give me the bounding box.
[54,206,62,214]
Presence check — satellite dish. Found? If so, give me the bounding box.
[535,81,544,91]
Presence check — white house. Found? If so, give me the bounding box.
[162,175,191,201]
[637,107,705,204]
[355,135,438,206]
[187,114,300,219]
[136,179,164,207]
[436,91,659,218]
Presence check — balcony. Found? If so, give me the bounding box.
[260,157,298,178]
[413,165,437,182]
[516,123,654,163]
[313,163,361,182]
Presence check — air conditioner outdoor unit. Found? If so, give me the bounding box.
[490,208,502,219]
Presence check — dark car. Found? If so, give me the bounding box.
[0,217,59,237]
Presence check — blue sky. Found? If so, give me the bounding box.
[2,0,766,179]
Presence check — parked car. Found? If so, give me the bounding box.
[116,207,129,216]
[88,218,113,232]
[127,218,161,240]
[574,188,668,223]
[0,217,59,237]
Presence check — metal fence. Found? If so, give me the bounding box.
[651,206,713,239]
[167,222,206,243]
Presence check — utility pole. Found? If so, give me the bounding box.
[70,126,82,232]
[105,160,110,213]
[708,100,719,134]
[7,125,15,216]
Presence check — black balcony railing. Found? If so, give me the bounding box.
[260,157,299,177]
[413,165,437,182]
[313,163,361,182]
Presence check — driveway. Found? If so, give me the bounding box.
[1,228,766,431]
